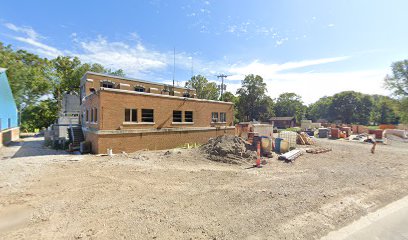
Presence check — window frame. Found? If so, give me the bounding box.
[101,81,114,88]
[185,111,193,123]
[173,110,182,123]
[220,112,226,123]
[211,112,219,122]
[141,109,154,123]
[125,108,138,123]
[134,86,145,92]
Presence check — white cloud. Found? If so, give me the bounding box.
[226,57,389,104]
[4,22,41,40]
[328,23,335,27]
[3,22,390,104]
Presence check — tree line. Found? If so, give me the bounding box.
[0,42,124,131]
[1,40,407,131]
[186,60,408,125]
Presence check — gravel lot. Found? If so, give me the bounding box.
[0,136,407,239]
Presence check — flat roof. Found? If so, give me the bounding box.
[95,87,234,105]
[83,71,194,91]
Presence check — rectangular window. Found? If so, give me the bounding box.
[90,108,94,122]
[173,111,182,122]
[220,112,226,122]
[211,112,218,122]
[135,86,145,92]
[185,111,193,122]
[125,109,137,122]
[94,108,98,122]
[142,109,154,122]
[102,82,114,88]
[86,109,89,122]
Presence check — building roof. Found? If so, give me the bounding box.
[269,116,295,121]
[94,87,234,105]
[82,71,194,91]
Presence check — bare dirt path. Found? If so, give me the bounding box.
[1,137,407,239]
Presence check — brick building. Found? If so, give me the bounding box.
[80,72,235,154]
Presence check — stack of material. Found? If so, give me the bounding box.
[278,131,298,148]
[278,149,303,162]
[297,132,314,145]
[306,147,332,154]
[200,135,257,164]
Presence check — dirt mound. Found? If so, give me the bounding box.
[200,135,257,164]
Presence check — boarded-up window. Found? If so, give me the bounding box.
[173,111,182,122]
[125,109,137,122]
[185,111,193,122]
[142,109,154,122]
[220,112,226,122]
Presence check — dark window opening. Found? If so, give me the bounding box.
[86,110,89,122]
[183,92,190,97]
[94,108,98,122]
[101,82,114,88]
[220,112,226,122]
[211,112,218,122]
[135,86,145,92]
[90,108,94,122]
[125,109,137,122]
[142,109,154,122]
[173,111,182,122]
[185,111,193,122]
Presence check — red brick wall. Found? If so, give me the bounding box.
[86,128,235,154]
[82,89,234,131]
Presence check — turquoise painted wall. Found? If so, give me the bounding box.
[0,70,18,130]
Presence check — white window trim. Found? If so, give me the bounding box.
[172,122,194,125]
[120,83,130,87]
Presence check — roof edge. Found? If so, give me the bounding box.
[82,71,194,91]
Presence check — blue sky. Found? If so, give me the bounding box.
[1,0,408,103]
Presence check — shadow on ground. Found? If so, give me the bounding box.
[1,137,68,159]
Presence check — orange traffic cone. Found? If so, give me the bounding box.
[256,141,262,168]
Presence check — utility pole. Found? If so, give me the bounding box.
[172,47,175,87]
[217,74,228,100]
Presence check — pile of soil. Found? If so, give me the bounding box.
[200,135,257,164]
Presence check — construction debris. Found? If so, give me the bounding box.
[278,149,303,162]
[200,135,257,164]
[306,147,332,154]
[297,132,315,145]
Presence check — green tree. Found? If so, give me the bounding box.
[369,95,399,124]
[385,60,408,97]
[274,92,306,123]
[221,92,240,124]
[20,99,59,132]
[0,43,53,108]
[398,98,408,123]
[307,96,332,122]
[329,91,373,124]
[185,75,219,100]
[236,74,273,122]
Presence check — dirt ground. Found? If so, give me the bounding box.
[1,136,408,239]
